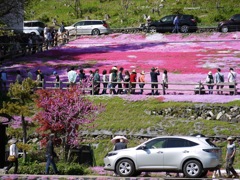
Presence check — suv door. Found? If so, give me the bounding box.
[158,15,175,32]
[136,138,166,169]
[74,21,85,35]
[162,138,198,169]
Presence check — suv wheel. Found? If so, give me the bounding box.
[180,25,189,33]
[116,159,135,177]
[92,28,100,35]
[183,160,203,178]
[221,26,229,33]
[149,26,157,33]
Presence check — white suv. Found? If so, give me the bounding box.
[23,20,45,36]
[65,20,110,35]
[104,136,221,178]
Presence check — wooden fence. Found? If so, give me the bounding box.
[2,80,237,96]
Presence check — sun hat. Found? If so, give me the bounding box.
[112,66,118,70]
[132,69,136,73]
[53,71,57,75]
[8,138,17,144]
[141,70,145,75]
[227,136,234,141]
[208,71,212,75]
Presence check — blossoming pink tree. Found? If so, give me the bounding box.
[34,86,104,160]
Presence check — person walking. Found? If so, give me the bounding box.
[67,66,77,87]
[205,71,214,94]
[113,138,127,176]
[16,70,23,84]
[101,69,108,94]
[130,69,137,94]
[123,70,130,94]
[117,67,124,94]
[45,134,59,175]
[150,67,160,95]
[215,68,224,95]
[53,71,60,88]
[172,14,180,33]
[228,68,237,95]
[0,68,7,92]
[93,69,100,95]
[138,70,145,94]
[5,138,18,174]
[225,136,239,178]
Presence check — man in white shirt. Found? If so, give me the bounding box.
[5,138,18,174]
[67,67,77,87]
[228,68,237,95]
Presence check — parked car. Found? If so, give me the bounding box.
[23,20,45,36]
[104,136,221,178]
[148,14,197,33]
[218,14,240,33]
[65,20,110,35]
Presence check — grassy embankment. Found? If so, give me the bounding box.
[25,0,240,28]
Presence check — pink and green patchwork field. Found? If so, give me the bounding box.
[4,32,240,103]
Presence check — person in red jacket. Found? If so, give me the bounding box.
[130,69,137,94]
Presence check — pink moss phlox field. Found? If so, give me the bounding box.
[3,32,240,103]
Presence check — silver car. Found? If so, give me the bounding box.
[104,136,221,178]
[65,20,110,35]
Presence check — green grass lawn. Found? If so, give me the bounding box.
[25,0,240,28]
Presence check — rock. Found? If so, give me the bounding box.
[208,111,214,117]
[216,112,224,120]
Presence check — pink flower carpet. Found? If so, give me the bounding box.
[3,32,240,103]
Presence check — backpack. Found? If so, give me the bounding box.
[112,72,117,82]
[40,73,44,81]
[219,74,224,82]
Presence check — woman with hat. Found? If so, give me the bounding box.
[5,138,18,174]
[138,70,145,94]
[205,71,214,94]
[130,69,137,94]
[225,136,239,178]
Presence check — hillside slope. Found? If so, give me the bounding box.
[25,0,240,28]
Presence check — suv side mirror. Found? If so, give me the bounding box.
[138,145,147,150]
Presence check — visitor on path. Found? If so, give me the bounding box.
[117,67,124,94]
[27,69,33,80]
[205,71,214,94]
[16,70,23,84]
[172,14,180,33]
[5,138,18,174]
[225,136,239,178]
[79,69,86,83]
[45,134,59,175]
[67,67,77,87]
[112,137,128,177]
[150,67,160,95]
[93,69,100,95]
[138,70,145,94]
[36,69,44,87]
[162,69,168,89]
[228,68,237,95]
[130,69,137,94]
[215,68,224,95]
[0,68,7,91]
[101,69,108,94]
[123,70,130,94]
[53,71,60,88]
[110,67,118,94]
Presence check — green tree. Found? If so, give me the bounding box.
[0,78,37,162]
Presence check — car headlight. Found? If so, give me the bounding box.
[105,152,118,157]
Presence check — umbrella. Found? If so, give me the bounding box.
[8,138,17,144]
[111,136,128,144]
